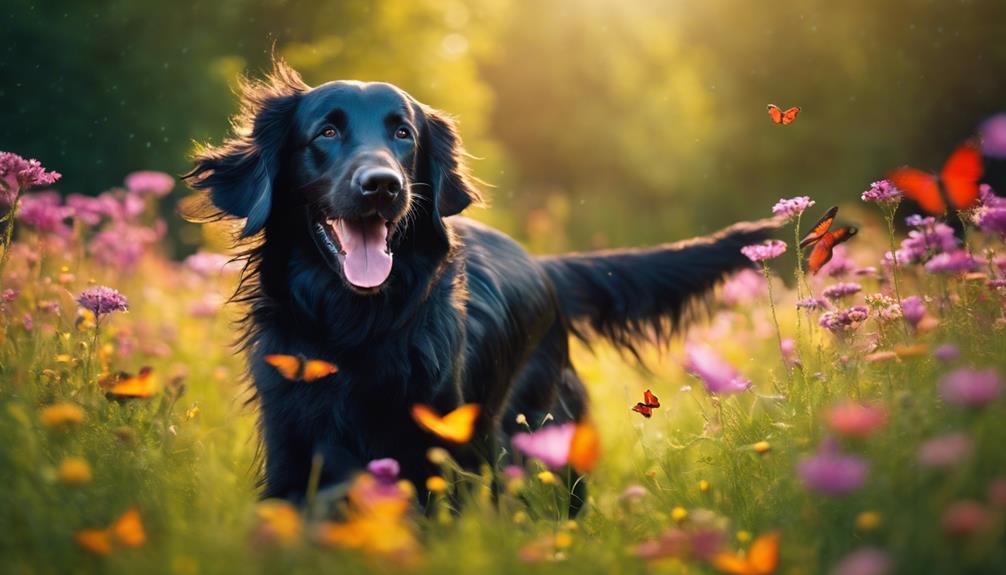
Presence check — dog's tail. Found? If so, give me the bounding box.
[537,218,781,355]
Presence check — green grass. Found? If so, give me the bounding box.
[2,213,1005,575]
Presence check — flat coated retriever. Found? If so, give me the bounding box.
[183,61,776,504]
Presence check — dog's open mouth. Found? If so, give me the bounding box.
[312,215,395,289]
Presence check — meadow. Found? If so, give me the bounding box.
[1,150,1005,575]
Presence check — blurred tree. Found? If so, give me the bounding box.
[482,0,1006,247]
[3,0,1005,250]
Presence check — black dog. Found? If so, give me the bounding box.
[184,61,776,502]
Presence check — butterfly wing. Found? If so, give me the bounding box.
[711,552,758,575]
[75,529,113,555]
[781,107,800,125]
[568,420,601,473]
[799,206,838,248]
[767,105,784,125]
[107,367,158,399]
[632,403,653,418]
[808,227,858,274]
[301,359,339,382]
[411,403,480,444]
[111,508,146,547]
[940,141,983,210]
[747,531,781,575]
[889,167,945,215]
[807,233,837,274]
[264,354,302,380]
[642,389,660,408]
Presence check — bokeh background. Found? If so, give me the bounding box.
[4,0,1006,252]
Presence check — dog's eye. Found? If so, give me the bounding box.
[394,126,413,140]
[319,126,339,139]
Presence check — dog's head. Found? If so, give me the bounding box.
[184,61,480,292]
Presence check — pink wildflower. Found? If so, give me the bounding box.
[76,286,128,319]
[798,438,868,496]
[940,368,1002,408]
[861,180,902,204]
[124,170,175,198]
[683,343,751,395]
[771,196,815,219]
[741,240,787,263]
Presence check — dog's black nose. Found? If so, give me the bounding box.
[358,166,402,200]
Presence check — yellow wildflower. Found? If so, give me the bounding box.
[426,476,448,494]
[58,457,93,485]
[40,403,85,428]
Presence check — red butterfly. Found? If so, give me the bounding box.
[800,206,858,274]
[888,141,984,215]
[767,105,800,126]
[632,389,661,418]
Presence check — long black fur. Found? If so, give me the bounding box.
[183,60,778,503]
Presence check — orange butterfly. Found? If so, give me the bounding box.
[264,354,339,382]
[411,403,480,444]
[568,419,601,473]
[75,508,147,556]
[888,141,984,215]
[799,206,857,274]
[102,367,158,400]
[767,105,800,126]
[631,389,661,418]
[711,531,780,575]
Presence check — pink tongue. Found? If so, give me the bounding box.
[336,219,393,288]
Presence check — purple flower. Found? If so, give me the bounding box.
[683,343,751,395]
[980,113,1006,159]
[0,152,61,200]
[76,286,128,319]
[933,344,960,363]
[831,547,893,575]
[819,244,854,277]
[861,180,902,204]
[124,170,175,198]
[798,438,868,496]
[886,217,959,266]
[771,196,815,219]
[367,458,401,485]
[797,296,831,310]
[819,306,869,333]
[900,296,926,329]
[940,368,1002,408]
[184,251,238,277]
[17,192,73,236]
[719,268,767,306]
[780,337,799,367]
[503,465,526,481]
[189,294,223,318]
[66,193,120,226]
[973,184,1006,236]
[88,221,164,270]
[741,239,787,263]
[823,282,862,301]
[917,432,973,469]
[512,423,575,469]
[621,484,648,501]
[924,250,979,274]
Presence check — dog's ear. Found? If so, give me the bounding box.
[420,106,482,218]
[183,61,307,237]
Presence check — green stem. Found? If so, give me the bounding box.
[883,206,904,307]
[762,263,791,388]
[0,185,25,277]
